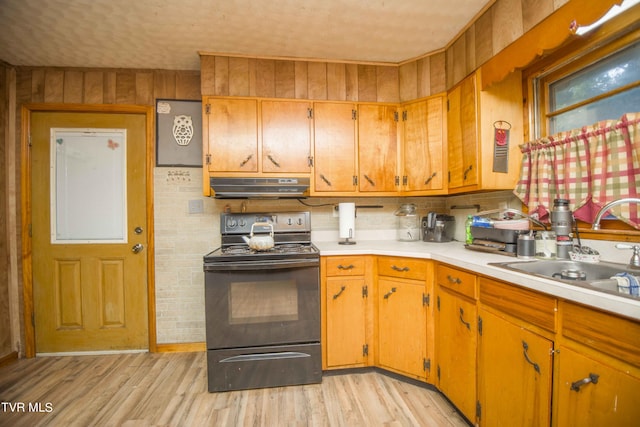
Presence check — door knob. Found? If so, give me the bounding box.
[132,243,144,254]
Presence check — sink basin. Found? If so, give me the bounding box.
[489,259,640,298]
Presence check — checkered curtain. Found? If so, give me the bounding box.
[514,112,640,229]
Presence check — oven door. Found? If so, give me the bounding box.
[204,258,320,349]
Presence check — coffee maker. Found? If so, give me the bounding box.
[422,212,455,242]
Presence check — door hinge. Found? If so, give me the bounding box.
[307,156,314,167]
[395,176,400,186]
[28,223,32,238]
[363,344,369,356]
[402,110,408,121]
[394,111,399,122]
[307,108,313,119]
[423,293,430,306]
[478,316,483,336]
[436,295,440,311]
[448,171,451,183]
[437,365,441,381]
[402,175,408,186]
[353,176,358,186]
[205,104,211,115]
[423,358,431,372]
[476,401,482,420]
[362,285,368,298]
[352,109,357,120]
[205,154,211,165]
[28,133,33,147]
[446,99,450,112]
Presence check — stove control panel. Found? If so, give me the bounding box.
[221,212,310,234]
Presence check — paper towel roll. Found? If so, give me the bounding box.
[339,203,356,239]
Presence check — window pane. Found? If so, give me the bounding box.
[549,85,640,133]
[51,129,127,243]
[550,41,640,111]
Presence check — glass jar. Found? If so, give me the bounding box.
[535,230,556,259]
[395,204,420,241]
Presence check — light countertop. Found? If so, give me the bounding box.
[313,238,640,321]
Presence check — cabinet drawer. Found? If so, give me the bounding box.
[377,257,428,281]
[437,264,477,299]
[562,301,640,368]
[479,277,557,332]
[325,256,366,276]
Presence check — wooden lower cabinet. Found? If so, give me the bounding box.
[554,347,640,426]
[322,256,372,370]
[377,277,428,380]
[478,308,553,426]
[436,286,477,422]
[325,276,368,368]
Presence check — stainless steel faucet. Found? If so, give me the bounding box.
[591,198,640,230]
[615,244,640,269]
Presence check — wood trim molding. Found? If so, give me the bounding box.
[155,342,206,353]
[20,103,156,357]
[0,351,18,368]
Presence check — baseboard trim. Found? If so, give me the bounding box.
[0,351,19,367]
[155,342,206,353]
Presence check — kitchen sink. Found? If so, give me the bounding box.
[489,259,640,298]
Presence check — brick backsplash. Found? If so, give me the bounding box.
[153,167,520,344]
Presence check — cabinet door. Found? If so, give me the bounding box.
[313,102,357,193]
[402,97,445,193]
[326,277,368,368]
[437,287,477,421]
[378,278,427,380]
[206,98,258,172]
[478,309,553,427]
[261,100,312,174]
[447,75,478,190]
[357,104,399,193]
[555,347,640,427]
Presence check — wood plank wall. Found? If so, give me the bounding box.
[200,54,447,103]
[445,0,565,88]
[0,64,12,358]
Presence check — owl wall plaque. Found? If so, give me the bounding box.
[156,100,202,167]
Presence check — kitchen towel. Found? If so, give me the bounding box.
[339,203,356,240]
[610,272,640,296]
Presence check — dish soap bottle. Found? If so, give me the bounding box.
[465,215,473,244]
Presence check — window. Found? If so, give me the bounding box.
[530,19,640,138]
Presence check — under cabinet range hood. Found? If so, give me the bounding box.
[210,177,310,199]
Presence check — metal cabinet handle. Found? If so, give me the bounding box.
[424,172,437,185]
[383,287,397,299]
[131,243,144,254]
[391,265,409,272]
[333,285,346,300]
[320,174,332,186]
[522,341,541,374]
[463,165,473,180]
[337,264,354,270]
[239,154,253,168]
[364,174,375,186]
[447,275,461,284]
[571,373,599,392]
[267,154,280,168]
[459,307,471,330]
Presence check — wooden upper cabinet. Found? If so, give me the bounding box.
[447,75,478,191]
[261,100,312,174]
[206,98,258,173]
[402,95,446,194]
[447,69,524,193]
[313,102,357,194]
[357,104,399,193]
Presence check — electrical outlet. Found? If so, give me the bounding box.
[333,205,339,217]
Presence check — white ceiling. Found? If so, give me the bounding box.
[0,0,492,71]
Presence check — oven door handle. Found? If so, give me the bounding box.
[204,259,319,271]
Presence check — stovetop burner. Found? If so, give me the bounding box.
[220,243,316,255]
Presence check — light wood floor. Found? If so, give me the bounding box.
[0,352,470,426]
